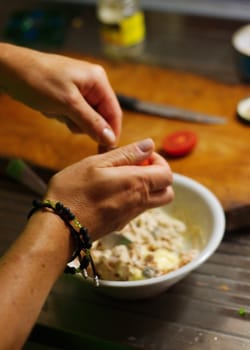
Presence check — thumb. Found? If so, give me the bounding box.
[98,138,155,167]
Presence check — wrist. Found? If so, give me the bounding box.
[27,200,99,285]
[25,209,74,270]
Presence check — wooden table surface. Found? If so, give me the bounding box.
[1,2,250,349]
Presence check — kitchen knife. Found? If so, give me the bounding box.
[117,93,226,124]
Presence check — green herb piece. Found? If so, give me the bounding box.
[143,266,156,278]
[119,235,132,246]
[238,307,246,316]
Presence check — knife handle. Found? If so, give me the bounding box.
[116,94,138,111]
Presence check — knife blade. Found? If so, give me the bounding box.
[117,94,226,124]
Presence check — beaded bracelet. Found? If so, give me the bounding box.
[27,199,99,287]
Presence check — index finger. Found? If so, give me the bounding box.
[142,152,173,189]
[95,92,122,141]
[82,67,122,141]
[145,151,171,167]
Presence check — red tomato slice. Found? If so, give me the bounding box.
[139,159,151,166]
[162,130,197,157]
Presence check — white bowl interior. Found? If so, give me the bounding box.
[78,173,225,300]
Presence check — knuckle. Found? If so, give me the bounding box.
[168,170,174,185]
[133,174,150,206]
[123,150,137,164]
[115,105,123,122]
[63,89,79,109]
[91,64,106,80]
[120,172,150,207]
[114,148,137,165]
[167,186,175,202]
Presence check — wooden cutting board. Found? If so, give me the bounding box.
[0,54,249,231]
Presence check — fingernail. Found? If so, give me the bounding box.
[102,128,116,145]
[137,138,154,152]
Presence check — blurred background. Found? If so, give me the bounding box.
[49,0,250,20]
[1,0,250,85]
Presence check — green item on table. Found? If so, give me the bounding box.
[238,307,246,316]
[6,158,47,196]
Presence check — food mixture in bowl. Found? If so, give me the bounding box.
[91,208,201,281]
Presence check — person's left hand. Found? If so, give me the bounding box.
[1,44,122,147]
[45,138,174,241]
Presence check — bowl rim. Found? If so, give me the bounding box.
[232,24,250,56]
[97,173,225,288]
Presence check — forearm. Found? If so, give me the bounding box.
[0,210,73,350]
[0,43,20,91]
[0,43,36,96]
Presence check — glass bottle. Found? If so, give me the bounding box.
[97,0,146,58]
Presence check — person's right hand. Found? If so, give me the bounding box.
[0,43,122,147]
[46,138,174,241]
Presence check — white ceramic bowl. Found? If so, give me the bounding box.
[79,173,225,300]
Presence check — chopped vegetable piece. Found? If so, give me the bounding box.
[119,235,133,246]
[238,307,246,316]
[162,130,198,157]
[139,159,151,166]
[143,266,156,278]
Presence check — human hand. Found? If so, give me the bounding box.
[0,44,122,146]
[46,138,174,240]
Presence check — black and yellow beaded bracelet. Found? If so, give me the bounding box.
[28,199,99,286]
